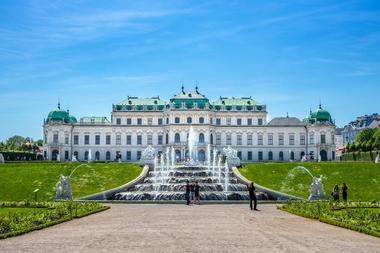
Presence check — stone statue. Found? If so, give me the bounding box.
[0,153,4,164]
[56,153,60,162]
[223,146,240,168]
[71,155,77,162]
[375,154,379,164]
[308,175,327,200]
[301,155,307,162]
[140,145,156,166]
[55,175,72,200]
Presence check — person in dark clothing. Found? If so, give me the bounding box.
[331,184,339,201]
[185,180,190,205]
[342,183,348,202]
[194,181,200,205]
[190,182,195,204]
[247,182,258,211]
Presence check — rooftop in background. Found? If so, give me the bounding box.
[343,113,380,130]
[268,117,304,126]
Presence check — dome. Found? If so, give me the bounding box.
[307,104,333,124]
[46,103,77,124]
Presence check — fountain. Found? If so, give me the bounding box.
[281,166,327,200]
[223,146,240,167]
[55,175,72,200]
[0,153,4,164]
[188,126,197,163]
[218,155,222,183]
[375,154,379,164]
[171,147,175,168]
[88,149,92,162]
[140,145,156,167]
[224,162,229,192]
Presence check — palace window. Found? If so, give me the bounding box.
[147,135,153,145]
[84,135,89,145]
[95,135,100,145]
[247,134,253,145]
[300,135,306,145]
[127,118,132,125]
[137,118,142,125]
[175,117,180,124]
[216,134,221,145]
[187,117,192,124]
[321,134,326,144]
[137,135,142,145]
[65,151,69,160]
[126,151,131,160]
[64,134,69,145]
[226,118,231,126]
[216,118,221,125]
[247,118,252,126]
[106,135,111,145]
[237,118,242,126]
[116,118,121,125]
[74,135,79,145]
[256,134,262,145]
[279,134,284,145]
[258,151,263,161]
[310,132,315,145]
[147,118,153,125]
[279,151,284,161]
[116,134,121,145]
[126,135,131,145]
[268,134,273,145]
[158,118,163,125]
[175,133,180,143]
[237,151,242,159]
[199,117,204,124]
[226,134,232,145]
[106,151,111,161]
[53,133,59,144]
[237,134,242,145]
[268,151,273,161]
[331,133,334,144]
[199,133,205,144]
[137,151,142,160]
[158,135,163,145]
[258,118,263,126]
[289,134,295,145]
[247,151,252,160]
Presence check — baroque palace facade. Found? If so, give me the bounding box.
[43,87,336,162]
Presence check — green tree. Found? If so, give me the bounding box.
[356,128,376,144]
[373,128,380,150]
[6,135,25,151]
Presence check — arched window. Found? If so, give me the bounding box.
[279,151,284,161]
[301,151,305,160]
[210,133,214,144]
[175,117,180,124]
[198,150,206,161]
[199,133,205,144]
[84,151,89,161]
[74,151,78,160]
[95,151,100,161]
[290,151,295,160]
[166,133,169,144]
[106,151,111,161]
[268,151,273,161]
[175,133,181,143]
[187,117,192,124]
[199,117,204,124]
[175,150,181,161]
[52,150,59,161]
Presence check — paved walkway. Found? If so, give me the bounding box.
[0,204,379,253]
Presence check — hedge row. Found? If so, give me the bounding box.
[0,151,43,161]
[341,151,379,162]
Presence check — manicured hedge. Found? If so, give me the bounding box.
[341,151,379,162]
[0,151,43,161]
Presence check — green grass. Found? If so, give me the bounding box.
[0,162,143,201]
[280,201,380,238]
[0,207,50,218]
[240,162,380,201]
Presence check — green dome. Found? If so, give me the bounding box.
[307,104,333,124]
[46,104,77,124]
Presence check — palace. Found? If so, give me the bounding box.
[43,87,336,162]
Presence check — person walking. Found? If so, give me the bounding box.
[190,182,195,204]
[342,182,348,202]
[194,181,200,205]
[332,184,339,201]
[247,182,258,211]
[185,180,190,205]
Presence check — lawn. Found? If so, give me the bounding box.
[0,162,143,201]
[239,162,380,201]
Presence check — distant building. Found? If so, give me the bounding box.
[43,87,336,162]
[335,128,344,158]
[342,113,380,145]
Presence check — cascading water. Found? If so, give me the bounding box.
[188,126,196,162]
[224,162,229,192]
[218,155,222,183]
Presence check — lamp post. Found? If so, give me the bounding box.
[33,188,39,202]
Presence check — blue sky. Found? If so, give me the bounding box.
[0,0,379,141]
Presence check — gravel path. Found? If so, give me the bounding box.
[0,204,379,253]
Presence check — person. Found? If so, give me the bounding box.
[247,182,258,211]
[185,180,190,205]
[331,184,339,201]
[342,183,348,202]
[190,182,195,204]
[194,181,200,205]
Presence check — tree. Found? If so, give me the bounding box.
[6,135,25,151]
[373,128,380,150]
[356,128,376,144]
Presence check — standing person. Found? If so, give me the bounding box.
[331,184,339,201]
[194,181,200,205]
[185,180,190,205]
[247,182,258,211]
[342,183,348,202]
[190,182,195,204]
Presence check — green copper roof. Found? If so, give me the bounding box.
[80,117,110,124]
[118,96,166,106]
[212,97,260,106]
[46,104,77,124]
[305,104,333,124]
